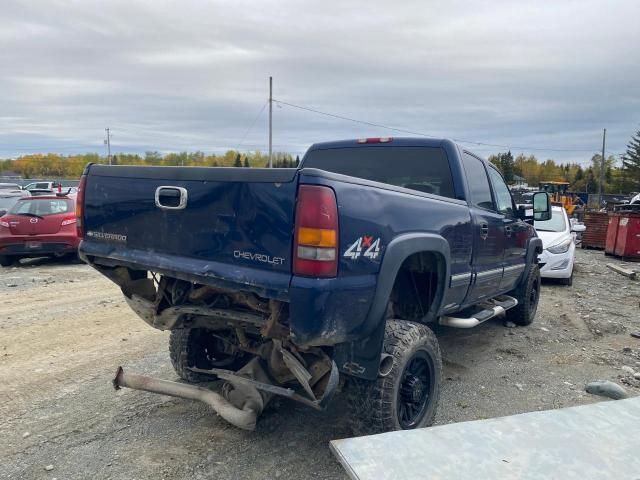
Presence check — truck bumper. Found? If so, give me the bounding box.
[81,240,378,347]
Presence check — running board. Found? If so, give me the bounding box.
[439,295,518,328]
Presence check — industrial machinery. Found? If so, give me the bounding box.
[539,181,579,215]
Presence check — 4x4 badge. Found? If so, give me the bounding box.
[344,236,381,260]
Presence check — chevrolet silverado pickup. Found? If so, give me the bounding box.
[78,137,550,434]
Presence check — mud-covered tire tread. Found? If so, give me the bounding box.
[168,329,215,383]
[346,320,441,436]
[507,264,540,326]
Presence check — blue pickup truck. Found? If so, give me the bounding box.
[78,137,550,434]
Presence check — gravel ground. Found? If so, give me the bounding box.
[1,250,639,479]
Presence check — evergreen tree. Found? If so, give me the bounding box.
[574,166,584,181]
[621,128,640,188]
[500,150,515,184]
[295,155,300,167]
[585,167,597,193]
[243,157,250,168]
[233,153,242,167]
[488,151,515,183]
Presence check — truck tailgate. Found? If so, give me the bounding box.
[82,165,298,276]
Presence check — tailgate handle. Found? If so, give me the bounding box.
[155,186,188,210]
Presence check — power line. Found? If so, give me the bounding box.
[273,99,437,139]
[236,100,268,151]
[273,98,618,155]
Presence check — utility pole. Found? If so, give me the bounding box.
[268,76,273,168]
[598,128,606,208]
[105,128,112,165]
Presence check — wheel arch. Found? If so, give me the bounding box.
[335,233,450,380]
[523,236,543,279]
[368,233,451,328]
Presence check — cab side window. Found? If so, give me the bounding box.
[461,153,494,210]
[488,167,514,215]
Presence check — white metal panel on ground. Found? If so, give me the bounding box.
[330,397,640,480]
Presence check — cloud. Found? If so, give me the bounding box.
[1,0,638,163]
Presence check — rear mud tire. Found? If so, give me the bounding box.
[169,328,247,383]
[507,265,540,326]
[346,320,442,436]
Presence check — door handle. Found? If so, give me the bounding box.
[505,225,512,238]
[480,222,489,239]
[155,186,188,210]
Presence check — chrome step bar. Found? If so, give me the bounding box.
[439,295,518,328]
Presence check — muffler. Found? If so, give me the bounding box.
[112,366,262,431]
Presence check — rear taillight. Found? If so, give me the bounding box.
[76,174,87,238]
[293,185,339,277]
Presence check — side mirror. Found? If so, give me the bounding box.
[571,224,586,233]
[533,192,551,221]
[0,209,6,217]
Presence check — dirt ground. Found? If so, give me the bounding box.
[1,250,639,479]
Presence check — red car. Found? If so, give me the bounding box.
[0,194,79,266]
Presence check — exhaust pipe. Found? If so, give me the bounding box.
[112,366,260,431]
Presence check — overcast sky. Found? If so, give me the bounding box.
[1,0,639,163]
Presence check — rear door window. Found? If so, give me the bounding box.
[303,146,455,198]
[461,153,494,210]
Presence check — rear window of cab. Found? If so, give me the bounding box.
[303,146,455,199]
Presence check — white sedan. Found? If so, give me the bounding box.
[535,206,585,286]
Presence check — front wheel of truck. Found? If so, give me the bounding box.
[507,265,541,326]
[169,328,248,383]
[346,320,442,436]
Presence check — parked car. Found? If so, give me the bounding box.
[0,183,23,190]
[23,181,62,192]
[79,137,550,434]
[0,193,79,266]
[535,205,585,285]
[0,189,30,216]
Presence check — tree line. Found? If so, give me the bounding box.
[488,129,640,193]
[0,150,300,180]
[2,129,639,193]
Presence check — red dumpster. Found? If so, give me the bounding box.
[614,213,640,260]
[606,213,620,255]
[582,211,608,250]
